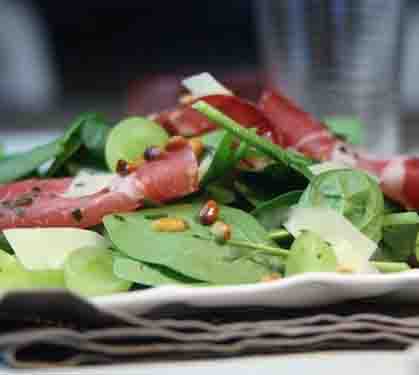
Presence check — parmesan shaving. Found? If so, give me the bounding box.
[284,207,378,274]
[182,73,232,98]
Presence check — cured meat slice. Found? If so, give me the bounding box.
[0,142,198,229]
[259,89,419,209]
[155,95,281,145]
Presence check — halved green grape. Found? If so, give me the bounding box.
[64,246,132,297]
[0,250,29,290]
[28,269,65,288]
[0,249,65,290]
[285,231,338,276]
[105,117,169,171]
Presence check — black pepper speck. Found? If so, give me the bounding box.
[71,209,83,222]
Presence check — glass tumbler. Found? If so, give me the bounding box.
[256,0,405,156]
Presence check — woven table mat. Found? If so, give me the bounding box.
[0,291,419,368]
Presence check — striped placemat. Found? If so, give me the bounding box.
[0,291,419,368]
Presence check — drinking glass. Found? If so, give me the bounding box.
[256,0,405,156]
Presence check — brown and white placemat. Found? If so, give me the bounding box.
[0,291,419,368]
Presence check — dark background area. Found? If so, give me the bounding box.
[36,1,258,96]
[2,0,419,153]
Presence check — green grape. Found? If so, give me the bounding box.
[105,117,169,171]
[64,246,132,297]
[0,249,65,290]
[28,269,65,288]
[285,231,338,276]
[0,250,30,290]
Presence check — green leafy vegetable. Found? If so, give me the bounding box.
[204,183,236,205]
[199,130,245,184]
[113,255,206,286]
[383,198,404,215]
[283,231,407,275]
[235,163,309,207]
[0,232,13,254]
[299,169,384,242]
[234,180,270,207]
[376,213,419,262]
[0,140,61,184]
[0,113,111,183]
[324,116,363,145]
[80,115,111,162]
[268,229,293,242]
[104,204,285,284]
[192,101,314,178]
[252,190,303,231]
[370,261,411,273]
[47,113,110,176]
[285,231,338,276]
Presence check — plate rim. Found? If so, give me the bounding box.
[89,269,419,313]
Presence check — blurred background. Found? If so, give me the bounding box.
[1,0,419,151]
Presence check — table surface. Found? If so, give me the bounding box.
[0,351,411,375]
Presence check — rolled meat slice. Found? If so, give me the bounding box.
[259,89,419,209]
[0,141,198,229]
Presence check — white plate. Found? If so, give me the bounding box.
[91,270,419,315]
[4,130,419,316]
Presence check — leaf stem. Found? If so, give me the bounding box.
[227,239,290,258]
[192,101,313,178]
[268,229,293,241]
[371,261,411,273]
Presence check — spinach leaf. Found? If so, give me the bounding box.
[47,113,110,176]
[252,190,303,231]
[0,232,13,254]
[375,212,419,262]
[324,116,363,145]
[0,140,62,184]
[204,184,236,205]
[370,261,411,273]
[0,113,110,183]
[234,180,271,207]
[299,169,385,242]
[285,231,338,276]
[235,162,309,207]
[80,114,111,162]
[199,130,245,185]
[113,255,207,286]
[383,197,404,215]
[104,204,285,284]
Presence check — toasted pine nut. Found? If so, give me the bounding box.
[179,94,196,105]
[336,265,354,274]
[199,200,219,225]
[260,273,281,282]
[166,136,188,151]
[151,217,188,232]
[211,221,231,243]
[188,138,204,159]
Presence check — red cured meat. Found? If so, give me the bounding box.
[155,95,282,145]
[259,90,338,159]
[0,143,198,229]
[259,89,419,209]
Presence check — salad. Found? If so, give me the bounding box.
[0,73,417,297]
